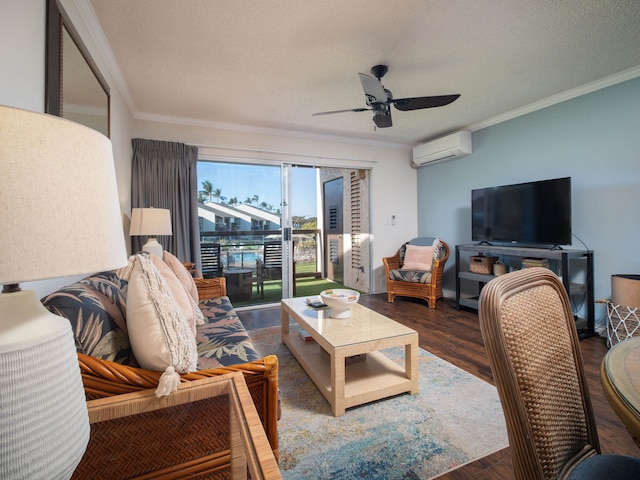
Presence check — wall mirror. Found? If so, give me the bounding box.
[46,0,110,137]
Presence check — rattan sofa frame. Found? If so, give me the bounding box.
[74,277,279,477]
[73,373,281,480]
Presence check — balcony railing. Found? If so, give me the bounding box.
[200,229,321,279]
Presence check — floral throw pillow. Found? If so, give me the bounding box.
[41,271,136,366]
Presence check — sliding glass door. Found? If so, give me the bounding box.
[197,161,285,305]
[197,160,369,306]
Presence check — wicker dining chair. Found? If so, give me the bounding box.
[478,267,640,480]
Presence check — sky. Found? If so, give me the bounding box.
[197,162,318,217]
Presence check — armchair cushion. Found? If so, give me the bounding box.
[389,269,433,283]
[401,244,435,271]
[392,237,446,282]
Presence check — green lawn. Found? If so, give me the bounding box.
[231,276,351,307]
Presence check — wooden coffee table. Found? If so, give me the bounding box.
[281,297,419,416]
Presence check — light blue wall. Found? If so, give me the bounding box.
[417,76,640,326]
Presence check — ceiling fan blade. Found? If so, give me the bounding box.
[392,94,460,111]
[358,73,388,104]
[312,107,371,116]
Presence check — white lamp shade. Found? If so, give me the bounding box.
[0,105,128,478]
[129,208,173,236]
[0,105,128,284]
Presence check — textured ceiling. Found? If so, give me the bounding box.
[90,0,640,146]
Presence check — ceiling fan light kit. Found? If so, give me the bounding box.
[313,65,460,128]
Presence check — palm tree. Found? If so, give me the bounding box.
[244,196,253,205]
[251,194,259,205]
[199,180,214,202]
[213,188,223,202]
[228,197,239,206]
[260,201,269,210]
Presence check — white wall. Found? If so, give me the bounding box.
[133,119,418,293]
[0,0,45,111]
[1,0,134,297]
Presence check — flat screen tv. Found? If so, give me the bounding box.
[471,177,572,246]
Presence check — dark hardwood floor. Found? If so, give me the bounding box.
[238,294,639,479]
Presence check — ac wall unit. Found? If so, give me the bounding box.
[412,130,472,167]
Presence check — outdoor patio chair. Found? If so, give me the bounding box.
[256,241,296,297]
[201,242,223,278]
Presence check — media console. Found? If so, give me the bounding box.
[455,244,595,339]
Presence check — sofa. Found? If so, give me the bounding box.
[41,257,279,478]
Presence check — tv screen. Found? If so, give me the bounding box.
[471,177,572,246]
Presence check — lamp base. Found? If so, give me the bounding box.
[0,290,89,479]
[142,238,164,258]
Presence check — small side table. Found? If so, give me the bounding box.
[76,373,282,479]
[225,269,253,302]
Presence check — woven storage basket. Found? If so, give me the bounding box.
[604,301,640,347]
[469,255,498,274]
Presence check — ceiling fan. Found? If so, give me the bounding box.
[312,65,460,128]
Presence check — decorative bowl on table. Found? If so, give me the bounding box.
[319,289,360,318]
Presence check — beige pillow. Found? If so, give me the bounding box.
[150,254,206,333]
[162,251,199,303]
[161,251,205,327]
[126,255,198,373]
[402,244,435,271]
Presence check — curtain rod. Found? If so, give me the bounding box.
[192,143,378,164]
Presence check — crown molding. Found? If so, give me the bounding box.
[466,66,640,133]
[134,111,413,150]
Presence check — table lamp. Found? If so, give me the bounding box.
[129,207,173,257]
[0,105,127,478]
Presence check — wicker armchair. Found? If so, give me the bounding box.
[478,267,640,480]
[382,238,449,308]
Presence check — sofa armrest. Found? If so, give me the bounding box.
[78,353,279,459]
[195,276,227,301]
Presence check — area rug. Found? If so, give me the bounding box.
[249,325,508,480]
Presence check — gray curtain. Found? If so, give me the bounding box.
[131,138,201,267]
